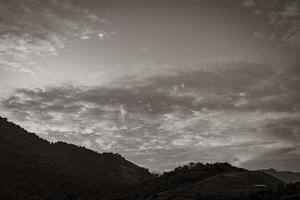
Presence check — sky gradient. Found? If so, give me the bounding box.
[0,0,300,172]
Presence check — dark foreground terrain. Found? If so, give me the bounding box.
[0,116,299,200]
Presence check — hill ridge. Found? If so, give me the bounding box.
[0,116,153,200]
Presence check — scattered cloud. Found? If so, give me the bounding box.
[0,0,108,73]
[241,0,300,46]
[1,61,300,171]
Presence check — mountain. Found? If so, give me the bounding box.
[143,171,286,200]
[115,162,287,200]
[261,168,300,183]
[1,116,300,200]
[0,116,154,200]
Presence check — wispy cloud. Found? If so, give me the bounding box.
[241,0,300,46]
[1,61,300,171]
[0,0,108,73]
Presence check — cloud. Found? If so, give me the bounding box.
[242,147,300,172]
[263,118,300,144]
[242,0,300,46]
[0,0,108,73]
[1,61,300,171]
[243,0,254,7]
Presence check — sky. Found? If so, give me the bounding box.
[0,0,300,172]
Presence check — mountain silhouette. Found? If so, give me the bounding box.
[1,116,300,200]
[115,162,290,200]
[261,168,300,183]
[0,116,153,200]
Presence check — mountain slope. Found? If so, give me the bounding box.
[115,162,287,200]
[2,116,300,200]
[261,168,300,183]
[145,171,285,200]
[0,117,153,200]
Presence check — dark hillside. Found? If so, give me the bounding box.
[1,116,300,200]
[115,163,292,200]
[0,117,153,200]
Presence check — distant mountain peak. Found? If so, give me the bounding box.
[261,168,300,183]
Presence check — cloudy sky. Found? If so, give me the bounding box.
[0,0,300,172]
